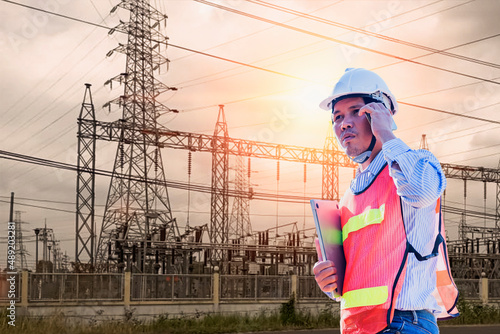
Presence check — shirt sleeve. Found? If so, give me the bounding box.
[382,138,447,209]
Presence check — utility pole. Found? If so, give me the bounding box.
[34,228,40,272]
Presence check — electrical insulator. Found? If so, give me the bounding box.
[188,151,192,176]
[154,148,159,173]
[247,157,251,179]
[277,161,280,181]
[303,163,307,183]
[120,142,124,169]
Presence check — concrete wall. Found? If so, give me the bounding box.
[19,300,337,324]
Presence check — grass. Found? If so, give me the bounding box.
[444,297,500,326]
[1,297,498,334]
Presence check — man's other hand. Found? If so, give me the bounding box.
[313,238,338,294]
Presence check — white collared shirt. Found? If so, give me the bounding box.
[348,138,447,313]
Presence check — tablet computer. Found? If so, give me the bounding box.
[310,199,345,298]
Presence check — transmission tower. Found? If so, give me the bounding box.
[14,211,29,271]
[76,83,96,268]
[210,105,230,269]
[497,158,500,229]
[228,155,252,242]
[322,123,340,200]
[419,134,429,150]
[96,0,180,272]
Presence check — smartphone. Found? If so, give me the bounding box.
[366,90,397,131]
[365,113,397,131]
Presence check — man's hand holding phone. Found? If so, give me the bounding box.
[359,102,397,145]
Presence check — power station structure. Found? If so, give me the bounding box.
[71,0,500,278]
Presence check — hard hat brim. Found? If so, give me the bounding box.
[319,91,373,111]
[319,91,398,114]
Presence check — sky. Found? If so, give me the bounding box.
[1,0,499,269]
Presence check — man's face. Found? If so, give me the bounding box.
[332,97,373,158]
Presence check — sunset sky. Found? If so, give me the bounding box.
[1,0,499,267]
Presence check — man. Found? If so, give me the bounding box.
[313,68,459,334]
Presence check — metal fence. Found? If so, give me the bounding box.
[455,278,480,300]
[28,273,123,302]
[131,274,212,301]
[220,275,291,300]
[489,279,500,299]
[3,272,498,305]
[297,275,328,299]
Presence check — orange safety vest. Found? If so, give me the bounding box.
[339,164,459,334]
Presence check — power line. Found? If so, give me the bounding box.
[0,195,319,218]
[399,102,500,125]
[448,151,500,165]
[173,8,500,112]
[439,142,500,159]
[0,4,114,133]
[0,40,109,143]
[2,0,319,84]
[174,1,500,131]
[5,0,499,91]
[193,0,500,86]
[172,0,446,89]
[166,43,319,84]
[373,33,500,72]
[400,76,500,100]
[1,0,109,29]
[0,199,90,216]
[0,150,316,204]
[171,0,343,64]
[399,100,500,146]
[179,84,312,113]
[3,0,499,131]
[1,85,109,178]
[245,0,500,70]
[2,194,493,222]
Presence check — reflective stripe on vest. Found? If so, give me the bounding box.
[342,204,385,242]
[342,286,389,309]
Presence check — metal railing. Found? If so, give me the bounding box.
[488,279,500,299]
[2,272,498,305]
[220,275,291,300]
[28,273,123,302]
[131,274,212,301]
[297,275,328,299]
[455,278,481,300]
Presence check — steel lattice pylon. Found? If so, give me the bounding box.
[76,83,96,268]
[96,0,179,272]
[228,155,252,242]
[210,105,230,269]
[14,211,29,271]
[497,159,500,229]
[322,123,340,200]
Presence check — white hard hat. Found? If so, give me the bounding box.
[320,68,398,114]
